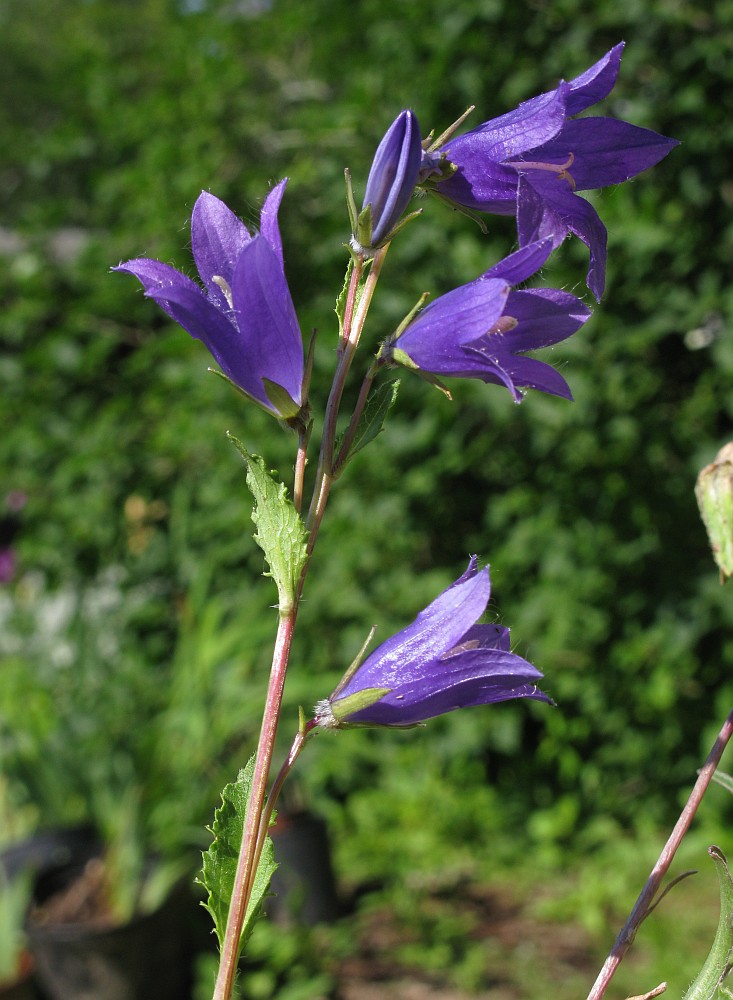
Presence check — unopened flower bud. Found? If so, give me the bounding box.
[353,110,422,252]
[695,443,733,582]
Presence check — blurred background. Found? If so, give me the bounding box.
[1,0,733,997]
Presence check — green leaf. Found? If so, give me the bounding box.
[334,379,399,474]
[335,258,354,337]
[682,846,733,999]
[228,438,308,612]
[695,444,733,582]
[199,758,278,959]
[711,771,733,796]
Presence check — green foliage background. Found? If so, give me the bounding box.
[1,0,733,989]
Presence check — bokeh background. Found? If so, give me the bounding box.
[2,0,733,997]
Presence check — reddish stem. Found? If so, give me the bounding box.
[586,706,733,1000]
[212,610,297,1000]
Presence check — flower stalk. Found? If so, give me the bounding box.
[212,609,298,1000]
[213,244,391,1000]
[305,243,390,547]
[586,706,733,1000]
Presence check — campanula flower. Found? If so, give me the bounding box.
[419,44,678,300]
[381,239,590,402]
[351,109,422,253]
[115,181,305,421]
[314,556,548,728]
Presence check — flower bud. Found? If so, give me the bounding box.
[695,443,733,582]
[354,110,422,252]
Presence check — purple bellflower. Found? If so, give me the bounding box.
[351,110,423,253]
[381,239,591,402]
[314,556,548,728]
[419,44,678,300]
[114,181,305,421]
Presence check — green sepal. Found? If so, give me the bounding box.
[261,378,302,421]
[198,758,278,960]
[333,379,400,476]
[425,105,476,151]
[393,291,430,339]
[208,367,288,419]
[330,686,392,722]
[390,346,419,370]
[329,625,378,701]
[389,348,452,399]
[335,258,354,337]
[421,189,489,234]
[228,438,308,612]
[682,846,733,999]
[356,203,373,251]
[344,167,359,237]
[379,207,423,245]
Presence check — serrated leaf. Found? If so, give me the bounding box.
[682,846,733,999]
[228,438,308,611]
[199,758,277,959]
[334,379,399,474]
[335,258,354,337]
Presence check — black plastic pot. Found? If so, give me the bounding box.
[27,884,192,1000]
[0,828,96,1000]
[269,810,340,925]
[0,977,36,1000]
[0,954,37,1000]
[0,827,98,885]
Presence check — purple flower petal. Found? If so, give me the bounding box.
[394,277,509,363]
[191,192,253,309]
[317,558,549,728]
[385,241,590,400]
[564,42,624,116]
[517,172,608,300]
[115,184,305,419]
[436,88,567,213]
[113,257,213,331]
[259,179,288,269]
[528,118,680,191]
[471,87,568,159]
[337,556,491,694]
[425,44,675,298]
[483,238,554,285]
[231,236,303,407]
[498,288,592,350]
[462,348,573,401]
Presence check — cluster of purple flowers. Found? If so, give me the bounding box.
[117,46,675,729]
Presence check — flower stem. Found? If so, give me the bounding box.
[332,361,381,477]
[212,609,298,1000]
[242,719,318,909]
[293,422,312,515]
[585,705,733,1000]
[306,245,390,547]
[213,246,390,1000]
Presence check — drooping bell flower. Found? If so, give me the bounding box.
[350,110,423,253]
[314,556,548,728]
[419,44,678,300]
[381,239,591,403]
[114,181,305,421]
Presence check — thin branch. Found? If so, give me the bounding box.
[586,707,733,1000]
